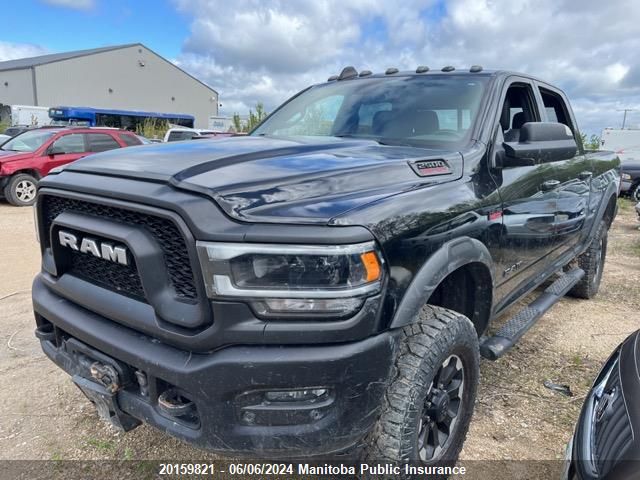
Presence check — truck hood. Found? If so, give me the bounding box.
[63,136,463,223]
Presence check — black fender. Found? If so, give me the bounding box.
[389,236,494,329]
[583,178,618,248]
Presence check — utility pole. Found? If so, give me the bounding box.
[617,109,637,129]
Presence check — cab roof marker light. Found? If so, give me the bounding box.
[469,65,483,73]
[359,70,372,77]
[441,65,455,72]
[338,66,358,80]
[385,67,399,75]
[416,65,430,73]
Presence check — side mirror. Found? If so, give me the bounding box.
[47,145,65,155]
[502,122,577,167]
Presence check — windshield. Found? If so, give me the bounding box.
[1,129,57,152]
[253,75,489,148]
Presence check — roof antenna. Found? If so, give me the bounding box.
[338,66,358,80]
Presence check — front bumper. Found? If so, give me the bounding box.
[33,276,397,457]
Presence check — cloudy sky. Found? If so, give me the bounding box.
[2,0,640,134]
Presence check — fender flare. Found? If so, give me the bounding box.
[585,179,618,246]
[389,236,494,329]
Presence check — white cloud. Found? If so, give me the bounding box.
[41,0,95,9]
[0,41,47,62]
[173,0,640,135]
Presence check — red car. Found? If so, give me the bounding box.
[0,127,142,206]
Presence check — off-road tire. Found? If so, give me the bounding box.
[362,305,480,477]
[567,219,608,299]
[4,173,38,206]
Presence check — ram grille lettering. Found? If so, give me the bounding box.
[57,230,128,266]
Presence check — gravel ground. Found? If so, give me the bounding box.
[0,198,638,475]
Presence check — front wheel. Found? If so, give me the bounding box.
[362,305,480,474]
[4,173,38,206]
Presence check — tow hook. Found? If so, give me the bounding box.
[90,362,121,394]
[158,388,196,418]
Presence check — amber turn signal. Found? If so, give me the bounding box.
[361,251,381,282]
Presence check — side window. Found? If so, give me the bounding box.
[499,83,539,142]
[87,133,121,152]
[120,134,142,147]
[51,133,86,153]
[272,94,344,136]
[539,88,574,132]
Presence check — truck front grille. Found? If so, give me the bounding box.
[40,194,198,302]
[594,363,632,475]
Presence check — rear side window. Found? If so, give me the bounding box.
[87,133,121,153]
[120,134,142,147]
[539,88,574,132]
[51,133,86,153]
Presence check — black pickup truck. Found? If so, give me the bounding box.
[32,66,619,466]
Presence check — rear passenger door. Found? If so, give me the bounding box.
[87,133,123,153]
[534,84,592,262]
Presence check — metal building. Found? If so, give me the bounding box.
[0,43,218,128]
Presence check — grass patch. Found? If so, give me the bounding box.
[86,437,116,452]
[617,197,635,213]
[123,447,134,460]
[50,452,63,461]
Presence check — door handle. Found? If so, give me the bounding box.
[540,179,560,191]
[578,171,593,181]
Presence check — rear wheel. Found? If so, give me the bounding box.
[630,183,640,202]
[567,219,608,299]
[362,305,479,477]
[4,173,38,206]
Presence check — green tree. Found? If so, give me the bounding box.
[232,113,243,133]
[136,118,169,140]
[246,102,268,132]
[579,131,601,151]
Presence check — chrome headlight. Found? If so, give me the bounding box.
[196,241,383,318]
[621,173,632,181]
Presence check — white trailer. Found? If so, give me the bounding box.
[0,104,51,127]
[208,115,236,133]
[600,128,640,162]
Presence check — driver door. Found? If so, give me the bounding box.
[42,133,88,174]
[491,79,559,304]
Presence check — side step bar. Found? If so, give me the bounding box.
[480,268,584,361]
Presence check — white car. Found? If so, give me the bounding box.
[163,128,218,142]
[0,134,10,144]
